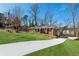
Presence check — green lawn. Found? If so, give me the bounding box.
[0,29,51,44]
[26,40,79,56]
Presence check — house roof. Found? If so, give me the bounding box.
[28,26,57,29]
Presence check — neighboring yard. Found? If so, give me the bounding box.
[26,40,79,56]
[0,29,51,44]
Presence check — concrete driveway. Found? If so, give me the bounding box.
[0,38,66,56]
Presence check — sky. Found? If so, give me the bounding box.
[0,3,79,26]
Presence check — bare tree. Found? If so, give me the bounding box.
[29,4,39,26]
[3,11,14,32]
[12,7,23,32]
[49,14,57,26]
[44,11,49,26]
[77,23,79,28]
[49,14,53,26]
[76,18,79,38]
[44,11,57,26]
[64,18,71,28]
[71,3,77,36]
[40,18,44,26]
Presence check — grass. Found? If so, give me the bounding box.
[26,40,79,56]
[0,29,51,44]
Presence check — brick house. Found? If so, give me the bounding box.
[28,26,57,37]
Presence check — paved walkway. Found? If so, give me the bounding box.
[0,38,66,56]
